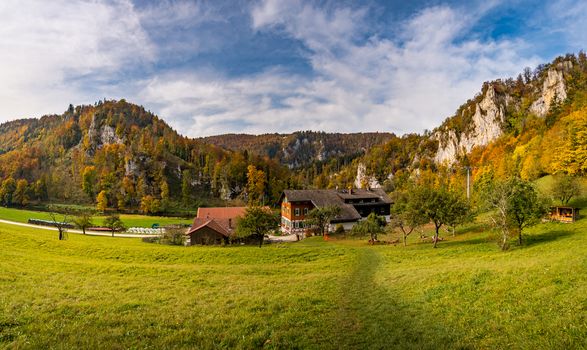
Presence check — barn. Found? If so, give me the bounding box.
[185,207,247,245]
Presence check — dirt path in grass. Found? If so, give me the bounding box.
[332,247,384,348]
[0,219,151,238]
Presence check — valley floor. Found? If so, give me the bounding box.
[1,217,586,349]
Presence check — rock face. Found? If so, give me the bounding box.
[529,67,568,117]
[354,163,381,189]
[434,62,570,165]
[434,85,506,165]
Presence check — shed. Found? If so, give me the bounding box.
[185,218,231,245]
[549,206,580,223]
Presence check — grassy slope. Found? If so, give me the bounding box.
[1,208,586,349]
[0,206,192,228]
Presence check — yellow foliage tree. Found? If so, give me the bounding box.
[96,190,108,212]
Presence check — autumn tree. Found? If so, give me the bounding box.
[304,205,342,236]
[160,179,169,211]
[96,190,108,212]
[550,174,581,205]
[82,166,97,200]
[235,206,278,248]
[13,179,29,206]
[246,165,266,205]
[140,195,160,214]
[0,177,16,206]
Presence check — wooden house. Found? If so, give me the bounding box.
[185,207,247,245]
[549,206,580,223]
[278,188,392,236]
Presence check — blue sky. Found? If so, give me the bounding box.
[0,0,585,137]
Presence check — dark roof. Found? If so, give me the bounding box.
[281,188,391,222]
[336,188,392,204]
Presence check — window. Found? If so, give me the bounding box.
[303,208,308,215]
[295,208,300,216]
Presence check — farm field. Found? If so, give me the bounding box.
[0,206,192,228]
[1,209,586,349]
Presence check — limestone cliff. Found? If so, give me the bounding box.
[433,62,571,165]
[434,84,507,165]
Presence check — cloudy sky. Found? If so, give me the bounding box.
[0,0,585,137]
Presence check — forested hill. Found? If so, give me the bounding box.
[200,131,394,169]
[0,100,293,211]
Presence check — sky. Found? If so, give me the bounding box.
[0,0,586,137]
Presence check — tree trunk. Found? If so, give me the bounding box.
[82,227,86,235]
[518,231,523,246]
[433,225,440,248]
[112,229,115,237]
[58,229,63,241]
[403,234,407,247]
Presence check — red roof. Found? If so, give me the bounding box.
[186,217,231,237]
[197,207,247,220]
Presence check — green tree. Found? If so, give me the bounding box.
[13,179,29,206]
[484,177,548,250]
[550,174,581,205]
[181,170,191,206]
[506,178,548,246]
[235,206,278,248]
[304,205,342,236]
[103,214,126,237]
[390,189,428,246]
[444,190,472,237]
[96,190,108,212]
[411,185,468,248]
[72,210,94,235]
[351,212,386,242]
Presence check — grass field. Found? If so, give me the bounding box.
[1,204,586,349]
[0,206,192,228]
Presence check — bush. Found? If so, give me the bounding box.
[334,224,345,235]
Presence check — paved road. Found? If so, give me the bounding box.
[0,219,152,238]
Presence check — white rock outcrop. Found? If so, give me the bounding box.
[354,163,381,189]
[529,68,568,117]
[434,85,505,165]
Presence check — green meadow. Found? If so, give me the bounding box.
[0,206,192,228]
[1,206,586,349]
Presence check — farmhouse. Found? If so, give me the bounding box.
[185,207,247,245]
[279,188,392,235]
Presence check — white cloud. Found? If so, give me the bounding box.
[0,0,549,138]
[138,1,540,137]
[0,0,153,119]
